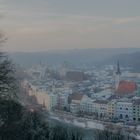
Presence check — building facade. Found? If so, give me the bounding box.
[93,100,108,118]
[116,101,133,122]
[107,100,117,119]
[133,99,140,122]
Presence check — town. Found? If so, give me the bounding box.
[21,61,140,125]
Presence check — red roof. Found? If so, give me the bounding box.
[117,80,137,94]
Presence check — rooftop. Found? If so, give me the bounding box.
[93,100,109,104]
[117,80,137,94]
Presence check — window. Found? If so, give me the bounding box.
[120,114,123,119]
[133,118,136,121]
[125,115,128,118]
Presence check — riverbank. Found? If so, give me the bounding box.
[49,111,140,140]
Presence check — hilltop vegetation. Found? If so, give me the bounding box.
[0,51,84,140]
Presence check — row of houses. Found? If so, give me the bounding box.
[28,85,69,111]
[28,84,140,123]
[70,94,140,123]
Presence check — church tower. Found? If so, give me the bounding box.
[115,60,121,90]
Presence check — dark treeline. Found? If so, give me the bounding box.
[0,99,83,140]
[94,130,136,140]
[0,98,134,140]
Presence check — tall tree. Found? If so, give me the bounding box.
[0,33,17,99]
[0,55,18,99]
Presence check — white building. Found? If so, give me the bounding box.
[116,101,133,122]
[80,95,94,113]
[48,93,58,110]
[91,88,113,100]
[70,94,86,113]
[57,93,69,109]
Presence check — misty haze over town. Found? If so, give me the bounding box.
[1,0,140,140]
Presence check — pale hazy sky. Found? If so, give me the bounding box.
[0,0,140,52]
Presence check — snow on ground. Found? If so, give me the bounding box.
[135,135,140,140]
[137,125,140,131]
[87,121,104,130]
[50,115,104,130]
[73,120,86,128]
[50,115,140,140]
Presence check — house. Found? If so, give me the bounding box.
[80,95,94,113]
[91,88,113,100]
[57,93,69,109]
[133,99,140,122]
[116,101,133,122]
[28,84,58,111]
[69,94,86,113]
[92,100,109,118]
[107,100,117,119]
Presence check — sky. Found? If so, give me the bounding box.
[0,0,140,52]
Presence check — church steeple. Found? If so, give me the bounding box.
[114,60,121,90]
[116,60,121,75]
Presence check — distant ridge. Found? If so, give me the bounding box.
[8,48,140,71]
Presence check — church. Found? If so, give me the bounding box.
[114,61,137,95]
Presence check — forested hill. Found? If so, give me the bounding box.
[107,51,140,72]
[9,48,140,68]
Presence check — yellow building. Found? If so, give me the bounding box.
[28,85,57,111]
[107,101,116,119]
